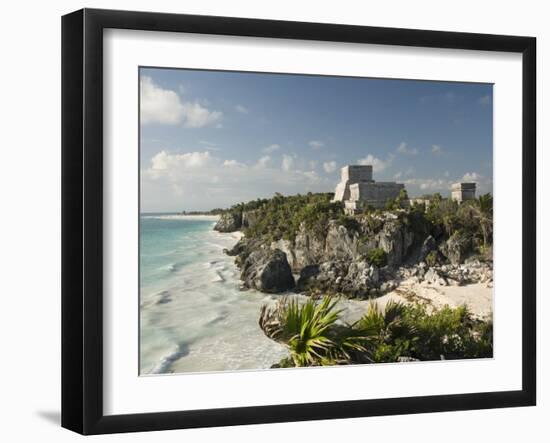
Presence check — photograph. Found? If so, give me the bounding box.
[139,67,494,375]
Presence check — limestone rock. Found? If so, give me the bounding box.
[293,222,326,269]
[213,211,242,232]
[375,220,414,266]
[296,261,346,294]
[440,231,471,265]
[423,267,447,285]
[397,356,420,363]
[419,235,436,261]
[380,280,398,293]
[325,222,358,261]
[270,239,297,270]
[241,210,259,229]
[241,248,295,293]
[225,237,248,256]
[296,260,380,298]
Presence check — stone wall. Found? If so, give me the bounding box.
[451,182,476,202]
[333,165,373,201]
[347,182,404,211]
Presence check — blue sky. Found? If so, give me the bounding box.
[140,67,492,212]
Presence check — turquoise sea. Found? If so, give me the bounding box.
[139,214,288,375]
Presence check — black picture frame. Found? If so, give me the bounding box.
[61,8,536,435]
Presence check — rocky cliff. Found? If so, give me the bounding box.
[216,194,492,297]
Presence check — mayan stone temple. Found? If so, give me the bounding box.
[333,165,405,214]
[451,182,477,203]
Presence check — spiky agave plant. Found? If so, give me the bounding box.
[260,296,356,366]
[286,296,342,366]
[353,300,417,362]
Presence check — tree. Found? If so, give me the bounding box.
[472,193,493,247]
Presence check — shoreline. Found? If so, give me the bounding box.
[141,214,221,221]
[141,222,289,375]
[220,228,492,321]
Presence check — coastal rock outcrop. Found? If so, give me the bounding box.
[399,259,493,287]
[374,219,415,267]
[218,196,491,298]
[240,248,295,293]
[241,210,260,229]
[419,235,437,262]
[325,222,359,261]
[440,231,471,265]
[214,211,242,232]
[296,260,380,298]
[293,222,326,270]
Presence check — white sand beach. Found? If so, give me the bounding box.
[142,214,221,221]
[341,278,493,324]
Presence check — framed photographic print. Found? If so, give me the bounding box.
[61,8,536,435]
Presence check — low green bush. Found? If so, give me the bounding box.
[260,298,493,367]
[425,250,439,267]
[366,248,387,267]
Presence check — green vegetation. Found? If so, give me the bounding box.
[366,248,387,267]
[336,215,361,232]
[260,297,493,367]
[426,193,493,251]
[425,250,439,267]
[222,190,492,258]
[233,192,344,243]
[259,297,365,366]
[385,188,409,211]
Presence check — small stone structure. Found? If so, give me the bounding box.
[333,165,405,214]
[409,197,433,208]
[451,182,476,203]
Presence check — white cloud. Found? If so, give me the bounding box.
[256,155,271,168]
[462,172,481,182]
[140,76,222,128]
[140,76,184,125]
[182,102,222,128]
[431,144,443,155]
[393,171,402,179]
[282,154,295,172]
[235,104,249,114]
[262,144,281,154]
[357,154,392,173]
[323,161,338,173]
[309,140,324,150]
[309,160,318,170]
[223,159,245,167]
[396,142,418,155]
[461,172,493,195]
[150,150,212,171]
[141,150,334,212]
[403,171,492,197]
[404,178,453,193]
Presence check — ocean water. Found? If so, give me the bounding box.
[139,214,289,375]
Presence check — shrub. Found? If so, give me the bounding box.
[261,299,493,367]
[353,301,416,362]
[354,301,492,362]
[403,304,492,360]
[336,215,361,232]
[366,248,387,267]
[242,192,344,243]
[259,296,365,367]
[425,250,439,267]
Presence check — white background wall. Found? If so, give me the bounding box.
[0,0,547,441]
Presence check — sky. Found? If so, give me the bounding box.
[140,67,493,213]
